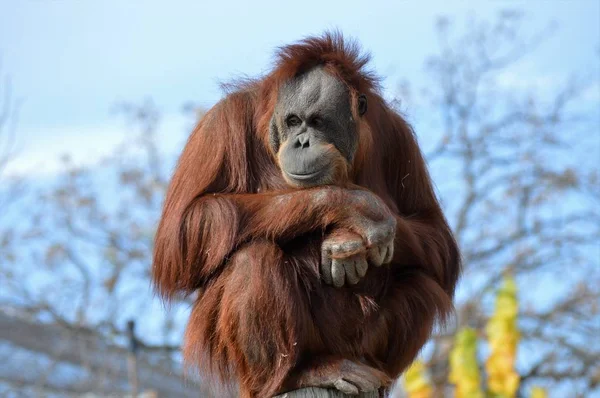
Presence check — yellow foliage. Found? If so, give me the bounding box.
[530,387,547,398]
[449,327,484,398]
[403,360,433,398]
[485,275,520,398]
[401,275,534,398]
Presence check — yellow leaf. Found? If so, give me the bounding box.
[530,387,547,398]
[404,360,433,398]
[485,275,520,398]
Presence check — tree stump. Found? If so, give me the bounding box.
[274,387,380,397]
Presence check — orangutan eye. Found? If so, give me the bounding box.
[309,116,323,127]
[286,114,302,127]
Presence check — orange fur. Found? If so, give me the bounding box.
[152,32,461,397]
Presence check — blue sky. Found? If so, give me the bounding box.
[0,0,598,174]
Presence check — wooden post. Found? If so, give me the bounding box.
[274,387,381,397]
[126,319,139,398]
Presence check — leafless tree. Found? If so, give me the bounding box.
[0,62,22,273]
[395,11,599,397]
[0,98,203,395]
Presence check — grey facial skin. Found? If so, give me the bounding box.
[269,67,365,187]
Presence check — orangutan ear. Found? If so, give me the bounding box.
[358,94,368,116]
[269,116,280,154]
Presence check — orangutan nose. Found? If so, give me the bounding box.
[294,132,311,149]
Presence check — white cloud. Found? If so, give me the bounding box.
[496,69,557,92]
[4,113,191,178]
[581,81,600,103]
